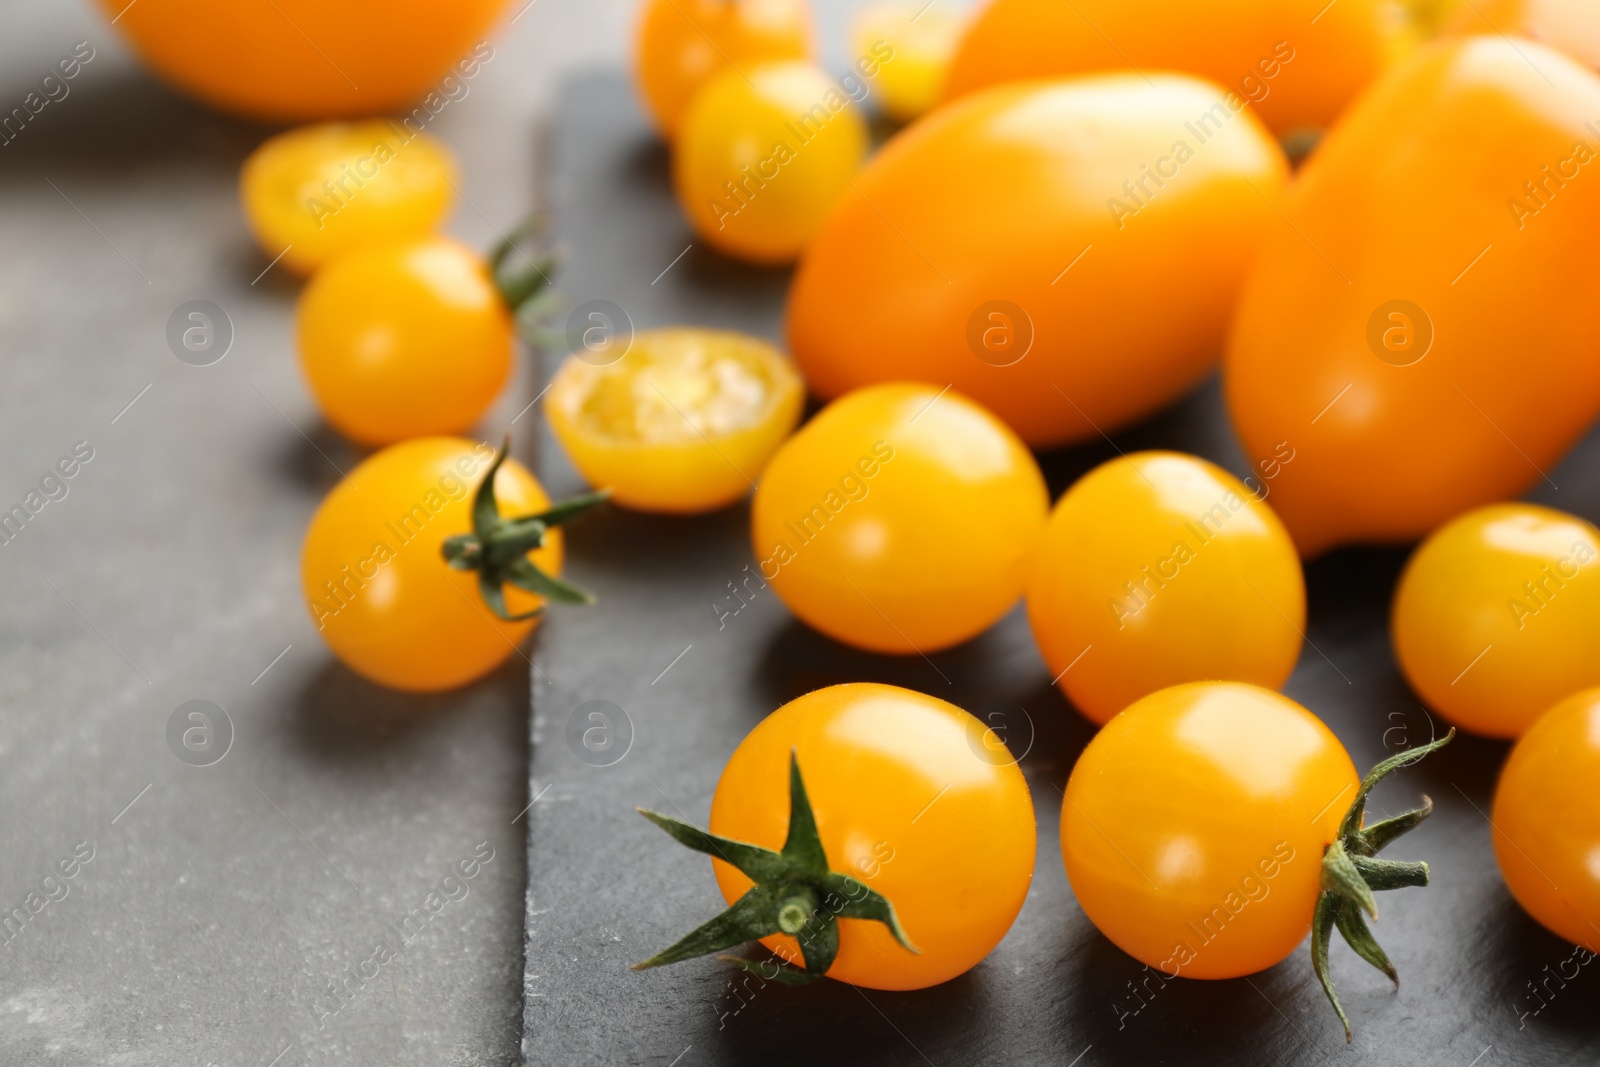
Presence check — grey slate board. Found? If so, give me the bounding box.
[523,72,1600,1066]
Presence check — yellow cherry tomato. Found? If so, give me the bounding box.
[674,62,868,264]
[634,0,812,141]
[1027,452,1305,725]
[1063,683,1359,981]
[751,383,1048,654]
[297,236,513,446]
[545,328,803,514]
[851,2,964,122]
[240,121,456,276]
[301,438,560,692]
[709,683,1036,989]
[1493,686,1600,952]
[1392,503,1600,739]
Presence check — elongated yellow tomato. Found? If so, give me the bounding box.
[634,0,812,141]
[709,683,1036,989]
[675,62,868,264]
[1493,687,1600,952]
[298,237,513,446]
[546,328,804,513]
[851,2,964,122]
[786,74,1288,448]
[1063,684,1359,982]
[1224,38,1600,555]
[240,121,456,275]
[1392,504,1600,739]
[751,384,1048,653]
[1445,0,1600,68]
[1027,452,1304,725]
[301,438,560,691]
[942,0,1406,136]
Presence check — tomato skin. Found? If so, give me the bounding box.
[942,0,1402,135]
[675,62,868,264]
[1224,38,1600,555]
[751,383,1049,654]
[634,0,812,141]
[1446,0,1600,69]
[1027,452,1304,725]
[851,3,963,122]
[1062,682,1358,979]
[297,237,513,446]
[98,1,506,121]
[1392,504,1600,739]
[300,437,560,691]
[546,328,804,514]
[1493,687,1600,952]
[710,683,1036,990]
[786,74,1288,448]
[240,122,456,276]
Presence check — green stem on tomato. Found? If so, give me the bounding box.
[1312,729,1455,1042]
[488,215,564,347]
[632,752,918,984]
[440,436,607,621]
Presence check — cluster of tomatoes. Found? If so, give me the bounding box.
[169,0,1600,1043]
[614,0,1600,1044]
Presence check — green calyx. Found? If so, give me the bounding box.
[488,215,563,347]
[632,752,918,984]
[1313,729,1455,1042]
[440,437,607,621]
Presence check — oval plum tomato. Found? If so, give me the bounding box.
[942,0,1404,136]
[302,438,574,691]
[297,236,513,446]
[1391,503,1600,739]
[634,0,811,141]
[1026,452,1304,725]
[786,74,1288,449]
[1224,38,1600,555]
[97,1,504,121]
[1446,0,1600,69]
[240,121,457,276]
[850,2,963,122]
[751,383,1048,653]
[675,62,867,264]
[545,328,803,513]
[1493,686,1600,952]
[634,682,1036,989]
[1062,681,1452,1038]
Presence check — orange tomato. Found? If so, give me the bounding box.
[1027,452,1304,725]
[709,683,1036,989]
[1445,0,1600,69]
[301,438,559,692]
[786,74,1288,449]
[98,0,504,121]
[1224,38,1600,555]
[942,0,1406,136]
[1493,686,1600,952]
[633,0,811,141]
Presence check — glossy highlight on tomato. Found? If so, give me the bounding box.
[1492,686,1600,952]
[786,73,1288,448]
[99,0,506,121]
[1027,452,1304,725]
[708,683,1036,989]
[297,236,513,446]
[751,383,1048,653]
[634,0,811,141]
[301,437,559,691]
[1392,503,1600,739]
[240,121,457,276]
[942,0,1405,135]
[1225,37,1600,555]
[675,61,868,264]
[851,1,963,122]
[1446,0,1600,69]
[546,328,803,513]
